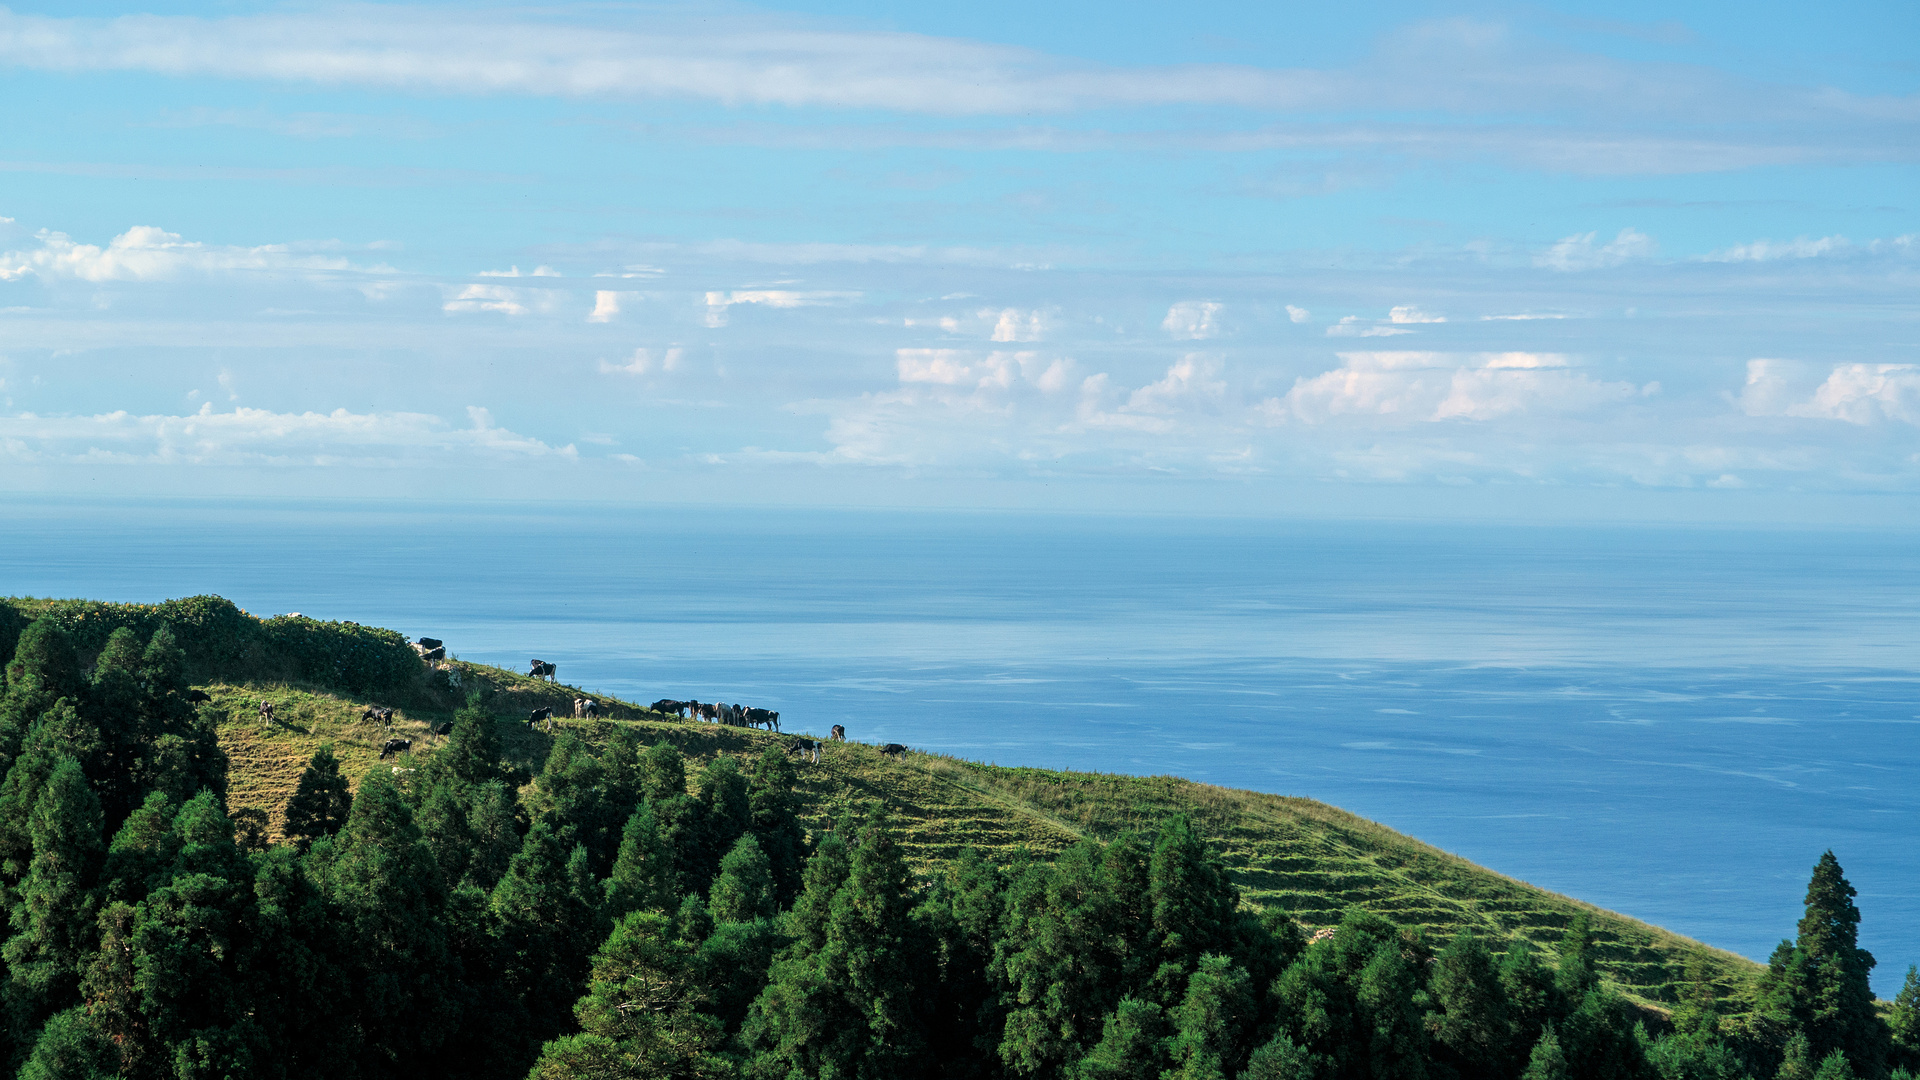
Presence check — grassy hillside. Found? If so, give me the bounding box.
[203,657,1762,1014]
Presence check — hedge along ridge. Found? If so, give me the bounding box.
[0,594,424,701]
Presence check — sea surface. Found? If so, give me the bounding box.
[3,496,1916,993]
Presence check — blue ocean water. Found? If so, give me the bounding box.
[2,496,1916,993]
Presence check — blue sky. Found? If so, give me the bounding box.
[0,0,1915,521]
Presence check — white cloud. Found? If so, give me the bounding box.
[443,283,560,316]
[1281,351,1636,423]
[478,265,561,278]
[1123,354,1226,414]
[0,403,572,466]
[1389,305,1445,324]
[0,225,359,282]
[599,347,684,376]
[1741,359,1920,424]
[1162,300,1224,340]
[1326,316,1413,337]
[704,289,860,327]
[588,290,624,323]
[1704,236,1850,262]
[1535,228,1656,271]
[1286,305,1311,324]
[989,308,1046,342]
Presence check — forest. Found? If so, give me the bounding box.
[0,607,1915,1080]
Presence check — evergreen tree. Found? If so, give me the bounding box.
[17,1006,118,1080]
[605,801,671,920]
[695,756,750,884]
[2,758,105,1044]
[746,747,806,906]
[641,741,687,802]
[707,834,774,924]
[1357,935,1429,1080]
[0,620,85,771]
[282,745,352,851]
[1889,966,1920,1072]
[313,767,454,1073]
[1816,1049,1861,1080]
[525,911,731,1080]
[1148,817,1239,1005]
[744,812,929,1078]
[1793,853,1886,1076]
[1501,938,1560,1071]
[1428,929,1510,1074]
[1778,1033,1819,1080]
[1555,912,1600,1001]
[1243,1032,1318,1080]
[492,821,605,1048]
[916,847,1008,1076]
[1070,998,1168,1080]
[1164,954,1254,1080]
[1522,1027,1571,1080]
[445,694,508,787]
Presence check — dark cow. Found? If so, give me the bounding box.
[584,700,601,719]
[529,660,557,682]
[879,743,907,758]
[745,708,780,732]
[360,706,395,727]
[380,738,412,759]
[431,721,454,736]
[186,689,212,703]
[257,701,275,723]
[830,725,845,742]
[651,699,684,716]
[416,637,444,650]
[419,646,446,661]
[527,706,553,729]
[790,738,823,764]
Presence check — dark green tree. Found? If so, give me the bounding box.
[17,1006,119,1080]
[1164,953,1254,1080]
[0,620,85,771]
[707,834,774,924]
[605,801,671,920]
[1889,966,1920,1072]
[1243,1032,1319,1080]
[1555,912,1600,1001]
[2,758,105,1043]
[492,820,604,1048]
[525,911,731,1080]
[1522,1026,1571,1080]
[445,693,509,787]
[1070,998,1168,1080]
[1428,929,1510,1075]
[282,744,353,851]
[1793,853,1886,1077]
[1148,817,1239,1005]
[746,747,806,906]
[744,812,929,1078]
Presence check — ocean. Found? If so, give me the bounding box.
[3,496,1915,993]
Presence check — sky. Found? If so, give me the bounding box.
[0,0,1916,522]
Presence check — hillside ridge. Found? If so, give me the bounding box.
[1,593,1763,1011]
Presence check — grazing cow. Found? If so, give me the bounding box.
[790,738,823,764]
[698,702,718,723]
[380,738,412,759]
[419,646,446,661]
[573,697,587,719]
[879,743,907,758]
[746,708,780,732]
[650,699,683,716]
[416,637,444,650]
[431,721,454,736]
[186,689,212,703]
[527,706,553,729]
[257,701,275,723]
[583,700,601,719]
[830,725,845,742]
[529,660,557,682]
[360,706,395,727]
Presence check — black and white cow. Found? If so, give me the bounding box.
[529,660,557,682]
[416,637,444,650]
[380,738,412,759]
[746,708,780,732]
[879,743,907,758]
[431,721,454,736]
[830,725,846,742]
[790,738,823,764]
[651,699,684,716]
[527,706,553,729]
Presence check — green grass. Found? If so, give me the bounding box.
[204,659,1762,1013]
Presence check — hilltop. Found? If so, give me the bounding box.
[0,593,1758,1013]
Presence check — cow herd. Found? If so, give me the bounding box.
[648,699,781,732]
